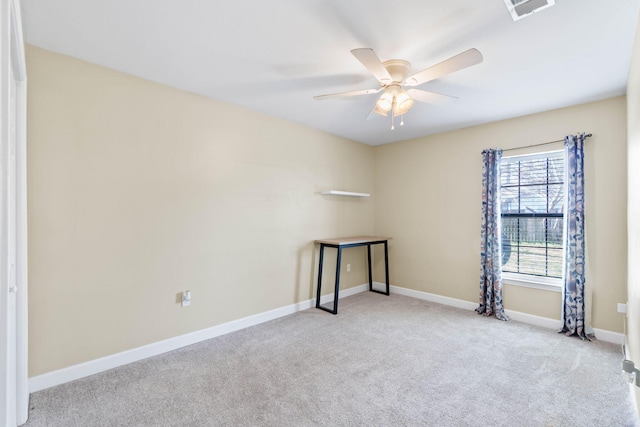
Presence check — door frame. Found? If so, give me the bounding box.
[1,0,28,425]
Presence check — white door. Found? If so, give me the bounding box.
[1,0,28,425]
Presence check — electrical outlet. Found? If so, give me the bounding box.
[617,303,627,314]
[181,290,191,307]
[347,264,351,272]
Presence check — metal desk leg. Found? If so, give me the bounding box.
[331,247,342,314]
[315,244,325,309]
[369,242,390,296]
[384,240,390,295]
[316,244,341,315]
[367,244,373,291]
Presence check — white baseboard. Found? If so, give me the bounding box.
[389,284,478,311]
[29,284,369,393]
[592,328,625,345]
[387,283,624,345]
[30,282,624,392]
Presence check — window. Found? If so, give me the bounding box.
[500,151,564,288]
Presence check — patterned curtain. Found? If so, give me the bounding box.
[477,149,509,321]
[560,133,591,339]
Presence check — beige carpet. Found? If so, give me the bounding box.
[24,293,640,426]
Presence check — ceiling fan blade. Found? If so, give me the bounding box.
[351,48,393,85]
[407,89,458,105]
[404,48,483,87]
[314,87,382,100]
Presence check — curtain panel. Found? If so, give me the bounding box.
[477,149,509,321]
[560,133,592,340]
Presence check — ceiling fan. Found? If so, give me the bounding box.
[314,48,483,128]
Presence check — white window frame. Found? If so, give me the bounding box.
[500,150,565,293]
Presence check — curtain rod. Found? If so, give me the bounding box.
[502,133,592,152]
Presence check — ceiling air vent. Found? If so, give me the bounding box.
[504,0,555,21]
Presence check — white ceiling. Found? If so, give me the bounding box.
[20,0,640,146]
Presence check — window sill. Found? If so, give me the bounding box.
[502,272,563,293]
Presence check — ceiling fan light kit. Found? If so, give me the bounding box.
[374,84,413,116]
[394,90,414,116]
[314,48,483,130]
[376,90,394,112]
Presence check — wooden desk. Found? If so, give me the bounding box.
[315,236,391,314]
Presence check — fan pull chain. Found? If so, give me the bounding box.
[390,114,405,130]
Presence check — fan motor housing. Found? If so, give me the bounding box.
[383,59,411,83]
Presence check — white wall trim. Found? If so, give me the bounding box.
[2,0,28,425]
[30,282,624,393]
[503,274,563,293]
[29,284,369,393]
[389,284,478,310]
[592,328,625,346]
[388,283,624,345]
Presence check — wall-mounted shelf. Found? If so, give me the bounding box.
[320,190,370,197]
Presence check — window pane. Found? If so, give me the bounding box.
[500,155,564,215]
[524,159,558,185]
[500,186,519,214]
[503,246,563,278]
[502,216,564,278]
[502,185,564,214]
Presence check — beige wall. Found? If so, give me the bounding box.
[27,42,632,382]
[26,46,375,376]
[374,97,628,332]
[627,8,640,411]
